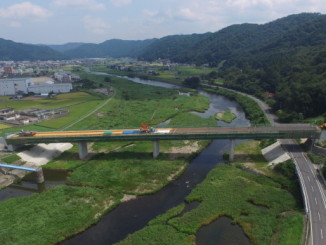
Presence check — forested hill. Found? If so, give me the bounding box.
[138,13,326,121]
[217,13,326,121]
[0,38,66,61]
[64,39,156,58]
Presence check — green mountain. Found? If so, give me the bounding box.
[46,42,88,53]
[64,39,156,58]
[0,38,66,61]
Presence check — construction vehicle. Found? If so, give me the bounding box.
[140,123,155,133]
[321,123,326,130]
[18,129,36,137]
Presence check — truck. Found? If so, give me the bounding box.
[140,123,155,133]
[18,129,36,137]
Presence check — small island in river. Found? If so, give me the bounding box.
[215,110,237,123]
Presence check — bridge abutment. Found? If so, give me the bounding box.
[229,139,235,161]
[36,167,45,184]
[78,142,88,160]
[153,140,160,158]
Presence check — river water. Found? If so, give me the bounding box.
[0,73,251,244]
[60,73,251,244]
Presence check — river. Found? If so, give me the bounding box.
[0,73,251,244]
[60,73,251,244]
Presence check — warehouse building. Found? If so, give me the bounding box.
[0,78,31,95]
[0,78,72,96]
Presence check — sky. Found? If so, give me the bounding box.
[0,0,325,45]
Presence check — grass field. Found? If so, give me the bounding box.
[0,92,98,110]
[0,186,121,245]
[0,92,104,133]
[65,73,213,130]
[0,123,11,130]
[118,141,304,245]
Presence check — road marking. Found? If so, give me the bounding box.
[318,212,321,221]
[308,176,311,182]
[312,186,314,192]
[321,229,324,239]
[315,197,318,205]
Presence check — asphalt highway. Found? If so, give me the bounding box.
[281,139,326,245]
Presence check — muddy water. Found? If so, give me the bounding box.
[0,168,68,202]
[60,74,251,244]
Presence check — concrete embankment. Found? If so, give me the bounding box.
[262,141,290,166]
[0,143,72,188]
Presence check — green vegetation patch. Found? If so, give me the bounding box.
[119,141,303,245]
[205,87,270,125]
[68,73,211,130]
[0,92,97,110]
[67,150,187,194]
[215,110,237,123]
[0,185,120,245]
[1,154,21,164]
[118,224,195,245]
[0,123,11,130]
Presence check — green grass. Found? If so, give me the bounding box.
[119,141,304,245]
[205,87,270,126]
[0,96,11,100]
[0,92,97,110]
[1,154,21,164]
[215,110,237,123]
[67,148,187,194]
[0,185,121,245]
[65,73,212,130]
[37,100,103,129]
[278,213,304,245]
[0,123,11,130]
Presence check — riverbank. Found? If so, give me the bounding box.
[215,110,237,123]
[0,73,216,245]
[117,140,304,245]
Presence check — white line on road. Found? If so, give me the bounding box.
[315,197,318,205]
[318,212,321,221]
[308,176,311,182]
[312,186,315,192]
[321,229,324,239]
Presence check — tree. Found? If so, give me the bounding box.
[183,76,201,89]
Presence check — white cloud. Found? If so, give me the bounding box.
[173,8,200,21]
[53,0,105,10]
[0,2,51,20]
[110,0,132,7]
[84,15,111,34]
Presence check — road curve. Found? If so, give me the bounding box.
[219,85,326,245]
[281,139,326,245]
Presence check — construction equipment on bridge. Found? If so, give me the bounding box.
[140,123,155,133]
[321,123,326,130]
[18,129,36,137]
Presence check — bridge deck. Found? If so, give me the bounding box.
[6,125,321,144]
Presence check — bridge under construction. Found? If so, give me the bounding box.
[5,124,321,160]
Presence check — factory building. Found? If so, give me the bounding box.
[0,78,31,95]
[28,83,72,94]
[0,78,72,96]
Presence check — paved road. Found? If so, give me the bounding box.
[221,85,326,245]
[282,139,326,245]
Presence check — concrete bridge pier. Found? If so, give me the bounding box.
[153,140,160,158]
[36,167,44,184]
[229,139,235,161]
[78,142,88,160]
